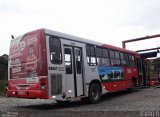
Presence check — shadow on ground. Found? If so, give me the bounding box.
[14,88,143,111]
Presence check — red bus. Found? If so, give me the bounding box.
[8,29,141,103]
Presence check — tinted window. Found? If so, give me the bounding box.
[96,47,110,66]
[49,37,62,64]
[115,51,120,59]
[129,55,136,67]
[102,49,109,58]
[129,55,135,61]
[120,52,124,60]
[86,45,96,66]
[96,48,102,57]
[64,48,72,74]
[109,50,121,66]
[109,50,115,58]
[90,46,95,57]
[86,46,90,56]
[124,53,129,60]
[75,49,82,74]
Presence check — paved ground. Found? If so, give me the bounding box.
[1,88,160,117]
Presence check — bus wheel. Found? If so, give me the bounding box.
[128,79,136,92]
[88,83,101,104]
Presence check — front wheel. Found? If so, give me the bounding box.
[88,83,101,104]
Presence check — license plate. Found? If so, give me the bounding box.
[18,91,25,95]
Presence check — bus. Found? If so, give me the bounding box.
[8,28,141,103]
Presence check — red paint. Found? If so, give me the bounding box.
[8,29,49,99]
[8,89,48,99]
[102,80,131,92]
[101,44,140,91]
[8,76,49,98]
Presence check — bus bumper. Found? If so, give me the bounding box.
[7,89,49,99]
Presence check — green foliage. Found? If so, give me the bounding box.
[0,81,7,96]
[0,54,8,96]
[0,54,8,81]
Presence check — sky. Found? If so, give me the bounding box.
[0,0,160,56]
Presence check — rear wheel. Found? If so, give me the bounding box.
[88,83,101,104]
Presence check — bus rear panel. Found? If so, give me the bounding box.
[8,29,49,99]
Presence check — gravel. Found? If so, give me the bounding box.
[1,88,160,117]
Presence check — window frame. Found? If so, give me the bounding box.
[129,54,136,67]
[96,47,110,66]
[109,49,121,66]
[86,44,97,66]
[120,52,129,66]
[75,49,82,74]
[49,36,62,64]
[64,48,72,74]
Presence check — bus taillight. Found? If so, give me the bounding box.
[40,78,47,90]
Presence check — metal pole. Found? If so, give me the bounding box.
[122,34,160,49]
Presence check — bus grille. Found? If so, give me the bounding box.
[51,74,62,95]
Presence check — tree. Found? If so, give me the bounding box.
[0,54,8,81]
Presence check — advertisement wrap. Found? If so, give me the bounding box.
[9,33,39,80]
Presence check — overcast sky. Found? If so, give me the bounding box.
[0,0,160,56]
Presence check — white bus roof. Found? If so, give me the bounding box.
[44,28,138,55]
[45,28,103,46]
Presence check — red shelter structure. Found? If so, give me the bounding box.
[122,34,160,86]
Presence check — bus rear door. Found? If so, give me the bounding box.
[64,45,84,98]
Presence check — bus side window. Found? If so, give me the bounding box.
[75,49,82,74]
[86,45,96,66]
[124,53,130,66]
[109,50,120,66]
[96,47,102,65]
[96,47,110,66]
[49,37,62,64]
[64,48,72,74]
[120,52,127,66]
[129,55,136,67]
[115,51,120,66]
[109,50,115,66]
[102,48,110,66]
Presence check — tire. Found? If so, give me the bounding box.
[128,79,136,93]
[88,83,101,104]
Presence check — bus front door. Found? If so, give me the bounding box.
[64,46,83,98]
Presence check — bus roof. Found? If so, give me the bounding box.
[44,28,139,55]
[22,28,139,56]
[45,28,102,45]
